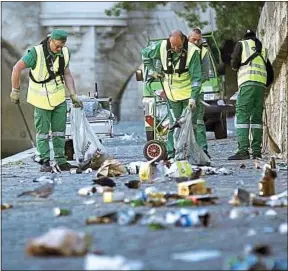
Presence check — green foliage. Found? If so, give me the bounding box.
[105,2,167,17]
[209,2,264,43]
[175,2,209,29]
[105,1,264,44]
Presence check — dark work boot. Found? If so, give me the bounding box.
[252,153,262,159]
[40,161,52,172]
[228,151,250,160]
[58,162,78,171]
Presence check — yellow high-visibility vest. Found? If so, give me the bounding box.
[160,40,199,101]
[201,46,208,60]
[238,39,267,87]
[27,45,69,110]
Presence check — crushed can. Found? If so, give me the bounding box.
[53,208,70,217]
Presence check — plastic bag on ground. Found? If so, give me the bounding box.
[70,108,107,164]
[25,227,92,256]
[173,108,210,166]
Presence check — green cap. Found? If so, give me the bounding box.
[51,29,68,41]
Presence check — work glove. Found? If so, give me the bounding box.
[152,71,164,79]
[70,94,83,109]
[188,98,197,112]
[10,88,20,104]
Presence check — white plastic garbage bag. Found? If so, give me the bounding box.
[174,107,210,166]
[70,108,107,164]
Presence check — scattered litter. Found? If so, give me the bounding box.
[53,208,70,217]
[125,180,141,189]
[165,160,193,178]
[125,162,141,175]
[96,159,126,177]
[119,133,137,141]
[78,186,97,196]
[85,168,93,174]
[26,227,92,257]
[254,161,261,169]
[197,166,233,176]
[1,203,13,210]
[86,212,117,225]
[83,200,96,205]
[103,192,125,203]
[117,209,142,226]
[177,179,208,196]
[278,223,288,234]
[229,208,259,219]
[172,250,221,262]
[265,209,277,216]
[226,244,287,270]
[70,168,82,174]
[95,186,114,194]
[92,177,116,187]
[258,164,276,197]
[85,254,143,270]
[246,228,257,236]
[229,188,252,206]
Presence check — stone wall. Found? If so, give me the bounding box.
[257,1,288,161]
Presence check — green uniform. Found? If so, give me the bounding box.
[196,47,211,152]
[142,40,202,158]
[23,38,70,165]
[231,38,268,156]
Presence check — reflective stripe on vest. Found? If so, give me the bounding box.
[160,41,199,101]
[27,45,69,110]
[237,40,267,87]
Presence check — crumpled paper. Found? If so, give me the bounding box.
[96,159,126,177]
[26,227,92,256]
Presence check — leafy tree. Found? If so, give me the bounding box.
[105,1,264,45]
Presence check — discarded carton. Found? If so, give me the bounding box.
[178,179,208,196]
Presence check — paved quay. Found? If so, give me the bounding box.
[1,120,287,270]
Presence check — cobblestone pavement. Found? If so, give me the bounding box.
[1,119,287,270]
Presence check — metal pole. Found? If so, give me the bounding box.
[17,104,35,148]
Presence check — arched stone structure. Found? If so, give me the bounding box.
[1,2,215,156]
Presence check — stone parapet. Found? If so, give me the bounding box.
[257,2,288,161]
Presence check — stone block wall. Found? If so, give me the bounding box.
[257,1,288,161]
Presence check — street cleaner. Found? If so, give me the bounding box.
[188,28,211,158]
[141,29,203,161]
[10,29,83,172]
[228,30,273,160]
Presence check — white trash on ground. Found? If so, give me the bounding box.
[171,250,221,262]
[85,254,143,270]
[26,227,92,257]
